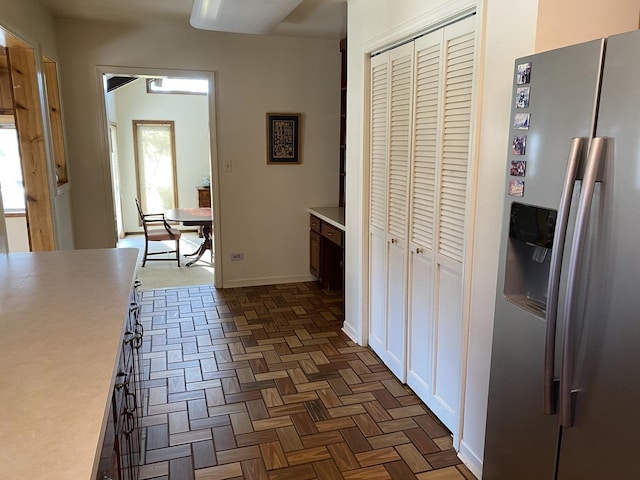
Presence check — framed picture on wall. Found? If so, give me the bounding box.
[266,113,301,164]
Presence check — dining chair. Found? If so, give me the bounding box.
[135,198,181,267]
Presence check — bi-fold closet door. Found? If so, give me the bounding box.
[368,16,476,434]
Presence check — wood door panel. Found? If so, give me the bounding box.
[7,46,55,251]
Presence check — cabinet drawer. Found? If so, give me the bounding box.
[321,222,343,246]
[310,215,321,233]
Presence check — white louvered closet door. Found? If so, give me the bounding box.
[384,42,414,381]
[367,14,476,438]
[406,28,443,409]
[368,52,389,359]
[430,16,476,434]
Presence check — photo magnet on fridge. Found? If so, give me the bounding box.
[512,135,526,155]
[516,87,530,108]
[516,62,531,84]
[508,179,525,197]
[514,113,530,130]
[510,160,527,177]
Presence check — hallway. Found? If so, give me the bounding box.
[137,282,475,479]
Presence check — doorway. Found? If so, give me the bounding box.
[0,30,61,253]
[99,67,221,287]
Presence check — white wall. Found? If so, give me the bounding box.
[5,216,30,252]
[111,78,210,232]
[459,0,538,475]
[54,20,340,287]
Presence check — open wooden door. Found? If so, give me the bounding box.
[0,31,56,251]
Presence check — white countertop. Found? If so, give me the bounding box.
[0,248,138,480]
[308,206,345,230]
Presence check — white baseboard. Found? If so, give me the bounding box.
[458,440,483,479]
[341,322,362,345]
[222,274,316,289]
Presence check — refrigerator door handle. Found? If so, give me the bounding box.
[559,136,606,427]
[544,137,586,416]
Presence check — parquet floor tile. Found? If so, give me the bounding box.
[138,283,476,479]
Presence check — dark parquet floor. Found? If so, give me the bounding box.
[137,282,475,480]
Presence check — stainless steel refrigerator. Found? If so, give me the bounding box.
[483,29,640,479]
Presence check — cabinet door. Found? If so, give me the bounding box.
[310,229,320,279]
[95,396,120,480]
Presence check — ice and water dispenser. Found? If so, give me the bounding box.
[503,202,557,317]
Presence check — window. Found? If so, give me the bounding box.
[146,77,208,95]
[133,120,178,215]
[0,126,25,213]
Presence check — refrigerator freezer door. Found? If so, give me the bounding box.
[556,29,640,479]
[483,39,605,480]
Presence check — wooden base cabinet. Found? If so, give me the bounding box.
[310,229,320,278]
[96,282,143,480]
[309,214,344,291]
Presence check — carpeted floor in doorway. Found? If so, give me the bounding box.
[118,232,214,290]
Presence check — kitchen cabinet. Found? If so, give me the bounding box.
[308,208,344,291]
[310,221,320,278]
[97,284,143,480]
[0,249,140,480]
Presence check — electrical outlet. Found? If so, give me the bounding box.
[230,252,244,261]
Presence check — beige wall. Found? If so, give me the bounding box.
[536,0,639,52]
[0,0,57,54]
[54,20,341,286]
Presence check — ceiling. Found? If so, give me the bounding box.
[36,0,347,40]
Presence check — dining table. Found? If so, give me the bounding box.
[165,207,213,267]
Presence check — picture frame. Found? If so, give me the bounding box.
[266,113,301,164]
